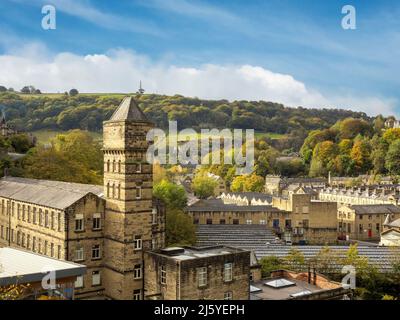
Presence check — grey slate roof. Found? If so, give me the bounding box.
[350,204,400,215]
[109,96,149,122]
[196,225,400,272]
[388,218,400,228]
[0,177,103,210]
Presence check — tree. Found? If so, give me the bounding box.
[383,128,400,144]
[350,139,371,174]
[230,174,264,192]
[153,162,168,184]
[282,248,306,272]
[153,180,187,209]
[385,139,400,175]
[8,133,34,153]
[192,173,218,199]
[260,256,284,277]
[0,86,7,92]
[310,246,340,275]
[165,208,196,246]
[69,88,79,96]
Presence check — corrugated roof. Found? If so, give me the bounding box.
[0,177,103,210]
[109,96,149,122]
[0,247,86,286]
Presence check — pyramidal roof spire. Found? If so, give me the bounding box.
[109,96,149,122]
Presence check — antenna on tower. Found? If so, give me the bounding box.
[137,81,145,95]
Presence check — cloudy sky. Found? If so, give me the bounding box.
[0,0,399,116]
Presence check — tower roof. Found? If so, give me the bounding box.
[109,96,149,122]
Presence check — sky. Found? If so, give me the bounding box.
[0,0,399,116]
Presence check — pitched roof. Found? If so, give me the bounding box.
[109,96,149,122]
[0,177,103,210]
[388,218,400,228]
[350,204,400,215]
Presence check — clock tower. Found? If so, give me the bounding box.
[103,96,158,300]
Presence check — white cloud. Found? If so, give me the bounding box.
[0,46,396,116]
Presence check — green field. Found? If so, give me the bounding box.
[32,130,102,144]
[254,132,286,140]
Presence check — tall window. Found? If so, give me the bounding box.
[39,209,43,226]
[160,265,167,285]
[75,276,84,289]
[92,271,101,286]
[51,212,55,229]
[75,214,84,231]
[58,212,62,231]
[45,210,49,228]
[134,235,142,250]
[151,208,157,224]
[224,263,233,282]
[133,289,141,300]
[134,264,142,279]
[33,208,36,224]
[136,187,142,199]
[197,267,207,287]
[92,245,101,259]
[75,247,84,261]
[93,214,101,230]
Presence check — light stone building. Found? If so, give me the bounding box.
[0,97,166,300]
[337,204,400,241]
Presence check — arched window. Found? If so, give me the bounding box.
[118,160,121,173]
[107,160,110,172]
[112,184,115,198]
[107,182,110,197]
[117,184,121,199]
[113,160,116,172]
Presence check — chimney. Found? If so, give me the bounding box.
[313,268,317,286]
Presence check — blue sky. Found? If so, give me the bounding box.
[0,0,399,116]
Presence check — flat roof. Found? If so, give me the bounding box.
[250,277,324,300]
[0,247,86,286]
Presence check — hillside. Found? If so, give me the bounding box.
[0,92,371,135]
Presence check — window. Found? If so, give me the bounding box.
[134,264,142,279]
[233,219,239,225]
[50,243,54,257]
[259,220,266,225]
[135,187,142,199]
[57,245,61,259]
[75,247,84,261]
[224,291,233,300]
[93,213,101,230]
[133,289,141,300]
[151,208,157,225]
[92,245,101,259]
[75,276,84,288]
[246,220,252,225]
[134,236,142,250]
[220,219,226,225]
[45,211,49,228]
[136,163,142,173]
[39,209,43,226]
[32,237,36,252]
[376,223,380,231]
[27,234,31,249]
[151,238,157,250]
[44,240,48,255]
[75,214,84,231]
[160,265,167,285]
[58,212,62,231]
[193,218,199,224]
[302,219,309,228]
[302,206,309,214]
[92,271,101,286]
[197,267,207,287]
[224,263,233,282]
[206,219,213,225]
[51,212,55,229]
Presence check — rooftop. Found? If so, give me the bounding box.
[0,247,86,286]
[350,204,400,215]
[250,270,343,300]
[109,96,149,122]
[150,245,247,261]
[0,176,103,210]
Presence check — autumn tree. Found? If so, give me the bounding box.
[192,173,218,199]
